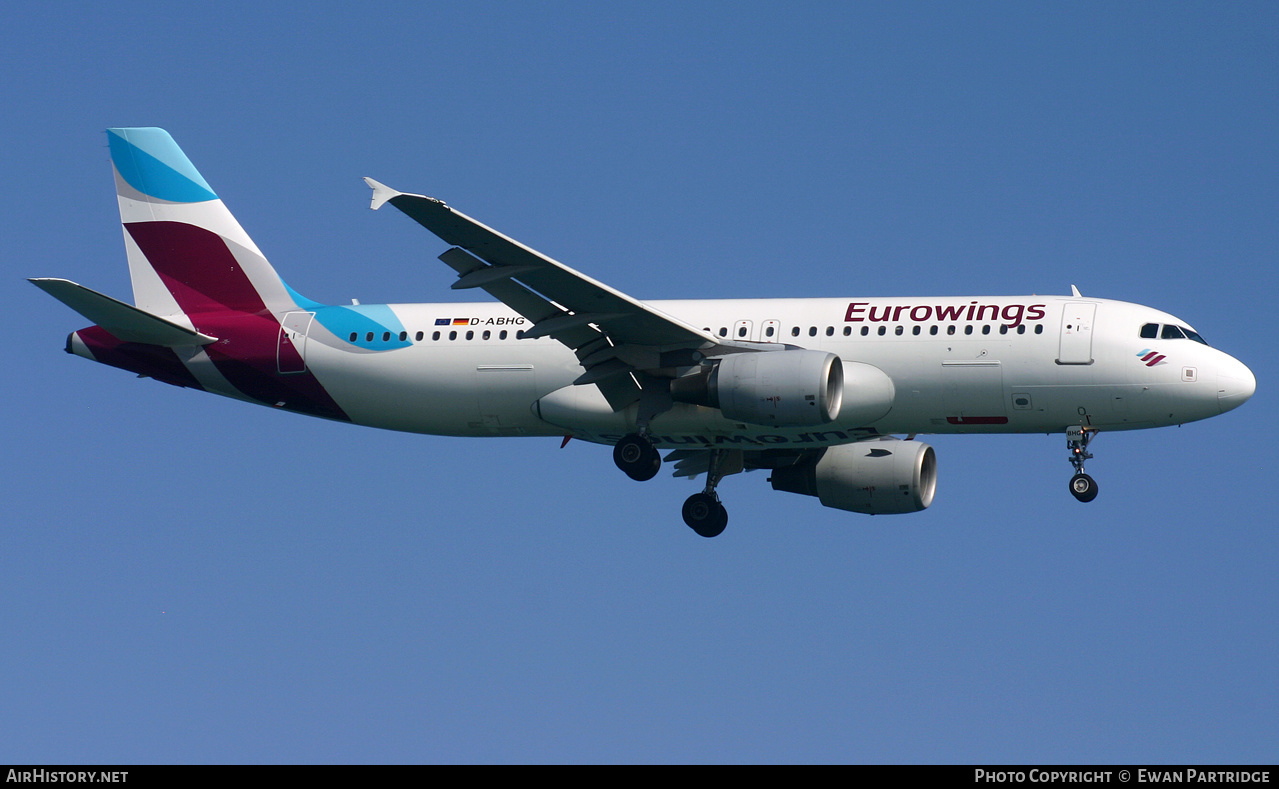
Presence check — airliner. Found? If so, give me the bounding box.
[31,128,1256,537]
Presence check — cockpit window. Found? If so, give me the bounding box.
[1141,322,1208,345]
[1183,327,1208,345]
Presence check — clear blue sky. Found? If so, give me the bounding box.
[3,1,1275,763]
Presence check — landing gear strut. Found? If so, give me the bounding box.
[612,379,672,483]
[613,433,660,481]
[683,449,731,538]
[1066,426,1099,503]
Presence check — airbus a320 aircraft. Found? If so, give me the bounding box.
[33,128,1256,537]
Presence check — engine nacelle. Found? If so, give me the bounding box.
[671,350,844,427]
[770,438,937,515]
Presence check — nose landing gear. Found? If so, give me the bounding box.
[1069,472,1098,502]
[1066,426,1099,503]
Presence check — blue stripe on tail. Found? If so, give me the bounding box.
[107,128,218,203]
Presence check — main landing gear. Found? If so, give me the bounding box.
[682,492,727,538]
[612,380,672,483]
[1066,425,1099,503]
[613,433,660,481]
[612,433,739,537]
[682,449,736,538]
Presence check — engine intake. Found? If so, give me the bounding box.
[770,438,937,515]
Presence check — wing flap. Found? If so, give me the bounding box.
[366,180,734,413]
[663,449,747,480]
[437,246,641,409]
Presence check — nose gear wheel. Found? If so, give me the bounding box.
[1069,472,1099,502]
[1065,426,1099,503]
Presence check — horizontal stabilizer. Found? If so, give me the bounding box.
[29,278,217,346]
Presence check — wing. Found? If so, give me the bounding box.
[365,179,720,410]
[665,447,823,480]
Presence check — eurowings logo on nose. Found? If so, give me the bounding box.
[1137,349,1167,367]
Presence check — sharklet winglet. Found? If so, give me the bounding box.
[363,177,402,210]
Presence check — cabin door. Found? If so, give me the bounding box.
[277,311,314,374]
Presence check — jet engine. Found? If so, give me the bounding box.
[670,350,844,427]
[769,438,937,515]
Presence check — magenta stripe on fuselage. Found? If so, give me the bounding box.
[76,325,205,390]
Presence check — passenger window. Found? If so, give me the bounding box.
[399,331,407,341]
[809,326,817,337]
[483,330,491,340]
[366,332,374,342]
[767,326,776,337]
[825,326,833,336]
[432,331,440,341]
[415,331,424,341]
[947,325,956,335]
[500,330,508,340]
[930,326,938,335]
[791,327,800,337]
[842,326,851,336]
[382,332,391,342]
[1034,325,1043,334]
[981,325,990,335]
[861,326,869,336]
[738,326,747,338]
[877,326,886,336]
[719,327,728,337]
[1162,325,1186,340]
[1017,325,1026,334]
[1140,323,1159,339]
[964,325,973,335]
[349,332,358,342]
[895,326,903,335]
[449,331,457,340]
[466,331,474,340]
[912,326,921,335]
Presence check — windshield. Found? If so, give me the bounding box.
[1142,322,1209,346]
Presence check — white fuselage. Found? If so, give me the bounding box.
[283,294,1249,449]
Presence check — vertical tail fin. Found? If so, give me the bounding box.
[108,128,301,317]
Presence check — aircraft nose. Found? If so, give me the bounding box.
[1217,355,1256,414]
